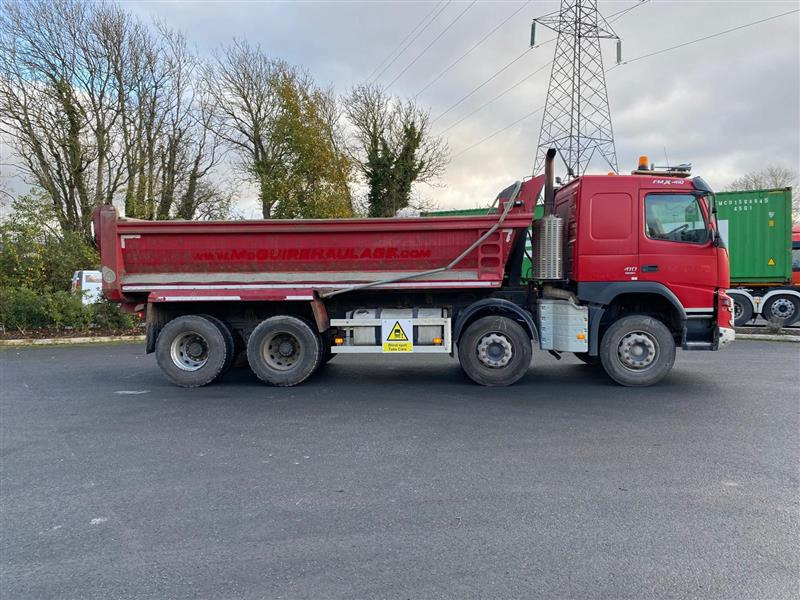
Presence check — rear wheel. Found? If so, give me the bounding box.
[728,292,754,327]
[761,294,800,326]
[247,316,321,386]
[599,315,675,387]
[155,315,229,387]
[458,316,532,386]
[199,314,235,373]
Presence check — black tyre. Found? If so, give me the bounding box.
[247,316,321,386]
[457,315,532,386]
[728,292,754,327]
[198,314,235,373]
[599,315,676,387]
[155,315,229,387]
[761,294,800,326]
[573,352,600,366]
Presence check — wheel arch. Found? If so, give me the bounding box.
[577,282,688,355]
[453,298,538,346]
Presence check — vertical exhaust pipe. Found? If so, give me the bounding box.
[543,148,557,216]
[533,148,564,280]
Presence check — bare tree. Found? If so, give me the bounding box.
[0,0,126,236]
[0,0,226,236]
[726,165,799,222]
[345,84,448,217]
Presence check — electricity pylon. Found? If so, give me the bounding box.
[532,0,621,178]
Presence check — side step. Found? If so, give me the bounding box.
[683,341,714,351]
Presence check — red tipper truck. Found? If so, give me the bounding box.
[94,151,734,388]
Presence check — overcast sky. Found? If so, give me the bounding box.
[4,0,799,216]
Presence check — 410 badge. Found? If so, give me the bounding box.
[382,319,413,352]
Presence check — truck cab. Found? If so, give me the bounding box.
[529,157,734,385]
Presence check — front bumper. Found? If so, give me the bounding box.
[718,327,735,348]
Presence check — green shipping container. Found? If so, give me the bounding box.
[715,188,793,284]
[422,205,544,280]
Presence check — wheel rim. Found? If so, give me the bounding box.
[170,331,209,371]
[617,331,658,371]
[769,298,795,320]
[477,333,513,368]
[262,331,303,370]
[733,301,743,320]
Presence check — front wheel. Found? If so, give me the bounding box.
[457,316,532,386]
[599,315,676,387]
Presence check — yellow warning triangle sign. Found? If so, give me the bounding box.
[387,321,409,341]
[767,257,776,266]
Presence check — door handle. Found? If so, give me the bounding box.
[642,265,659,273]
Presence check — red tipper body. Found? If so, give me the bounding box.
[95,176,544,306]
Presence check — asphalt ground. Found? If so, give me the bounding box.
[1,341,798,600]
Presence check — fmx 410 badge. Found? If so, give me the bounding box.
[382,319,413,352]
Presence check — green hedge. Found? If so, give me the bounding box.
[0,287,138,333]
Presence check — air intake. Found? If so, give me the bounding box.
[533,214,563,280]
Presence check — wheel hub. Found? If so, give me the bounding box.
[733,302,743,319]
[477,333,513,368]
[264,332,302,370]
[617,331,658,370]
[770,298,795,319]
[170,332,209,371]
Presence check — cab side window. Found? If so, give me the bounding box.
[645,194,709,244]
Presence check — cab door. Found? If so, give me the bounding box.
[639,191,717,310]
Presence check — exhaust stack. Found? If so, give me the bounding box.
[543,148,557,216]
[533,148,564,280]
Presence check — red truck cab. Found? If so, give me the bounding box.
[550,168,734,358]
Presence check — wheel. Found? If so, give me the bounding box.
[198,314,235,373]
[247,316,322,386]
[761,294,800,326]
[573,352,600,366]
[155,315,229,387]
[457,315,532,386]
[728,292,753,327]
[599,315,676,387]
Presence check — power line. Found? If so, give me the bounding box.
[414,0,532,98]
[430,45,541,124]
[451,107,545,160]
[430,0,647,126]
[450,7,799,163]
[365,1,444,81]
[371,1,451,83]
[385,0,478,90]
[438,61,552,135]
[609,7,800,70]
[606,0,650,24]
